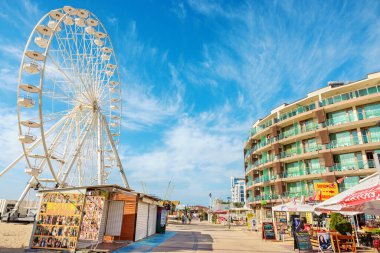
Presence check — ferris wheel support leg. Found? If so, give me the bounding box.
[97,112,104,185]
[0,153,24,178]
[11,177,35,215]
[101,114,129,188]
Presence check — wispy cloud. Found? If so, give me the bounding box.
[116,21,185,131]
[185,1,380,118]
[119,105,247,202]
[171,1,187,20]
[0,0,42,34]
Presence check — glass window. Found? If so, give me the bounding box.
[364,103,380,119]
[341,93,349,101]
[286,162,301,176]
[368,86,377,94]
[358,88,368,96]
[369,126,380,142]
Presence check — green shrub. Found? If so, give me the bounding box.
[330,213,344,231]
[335,221,352,235]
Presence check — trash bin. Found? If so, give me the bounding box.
[156,207,167,234]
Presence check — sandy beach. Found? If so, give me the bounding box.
[0,222,33,252]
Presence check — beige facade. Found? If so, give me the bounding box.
[244,72,380,221]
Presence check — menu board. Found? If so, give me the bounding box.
[79,192,105,241]
[262,222,276,240]
[31,192,84,250]
[295,231,312,251]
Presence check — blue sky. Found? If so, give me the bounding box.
[1,0,380,205]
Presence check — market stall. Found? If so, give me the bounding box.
[271,199,314,240]
[212,210,228,224]
[29,185,162,251]
[228,207,251,225]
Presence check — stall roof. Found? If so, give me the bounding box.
[38,184,134,193]
[272,200,314,212]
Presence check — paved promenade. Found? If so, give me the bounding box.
[118,220,295,252]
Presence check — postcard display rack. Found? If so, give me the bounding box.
[30,188,109,251]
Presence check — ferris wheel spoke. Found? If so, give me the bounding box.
[59,112,95,184]
[67,25,96,101]
[53,30,91,99]
[56,109,91,179]
[45,53,85,102]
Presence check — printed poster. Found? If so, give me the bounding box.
[79,192,106,241]
[318,232,332,251]
[31,191,85,250]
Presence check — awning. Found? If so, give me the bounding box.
[272,199,314,212]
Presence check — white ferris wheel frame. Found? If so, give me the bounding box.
[0,6,128,214]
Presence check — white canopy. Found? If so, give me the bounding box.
[314,173,380,215]
[272,199,314,212]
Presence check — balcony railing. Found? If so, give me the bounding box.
[303,145,322,153]
[246,181,253,187]
[279,150,300,159]
[328,161,365,172]
[319,85,380,107]
[322,115,355,127]
[325,139,360,149]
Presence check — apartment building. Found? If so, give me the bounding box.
[230,177,246,203]
[244,72,380,222]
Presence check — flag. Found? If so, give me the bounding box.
[209,193,212,198]
[337,177,345,184]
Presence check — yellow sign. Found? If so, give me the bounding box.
[247,212,257,230]
[46,202,76,215]
[314,182,338,201]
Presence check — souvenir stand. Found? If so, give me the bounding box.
[28,185,161,251]
[271,200,314,241]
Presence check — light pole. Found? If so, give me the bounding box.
[208,193,212,223]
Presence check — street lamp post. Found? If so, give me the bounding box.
[208,193,212,223]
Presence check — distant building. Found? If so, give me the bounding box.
[230,176,246,203]
[212,198,230,211]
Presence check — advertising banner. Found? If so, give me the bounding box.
[31,191,85,250]
[314,182,338,201]
[339,184,380,207]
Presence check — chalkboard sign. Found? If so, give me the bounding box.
[295,231,312,251]
[262,222,276,240]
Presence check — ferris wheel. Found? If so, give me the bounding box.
[0,6,128,214]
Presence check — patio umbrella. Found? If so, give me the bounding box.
[212,210,228,214]
[314,173,380,215]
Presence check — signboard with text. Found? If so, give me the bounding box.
[262,222,276,240]
[314,182,338,201]
[295,231,312,251]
